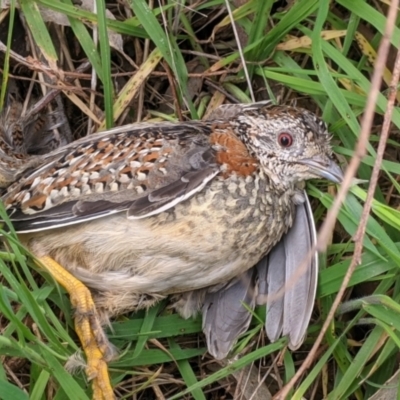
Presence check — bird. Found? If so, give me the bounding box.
[0,93,69,189]
[0,102,343,399]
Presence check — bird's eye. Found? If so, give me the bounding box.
[278,132,293,148]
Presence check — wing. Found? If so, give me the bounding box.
[260,192,318,350]
[202,267,256,360]
[2,121,221,233]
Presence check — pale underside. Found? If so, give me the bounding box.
[21,172,297,316]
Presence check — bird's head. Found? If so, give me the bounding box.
[233,103,343,187]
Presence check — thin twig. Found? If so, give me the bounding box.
[21,62,91,121]
[3,363,28,393]
[87,0,98,135]
[136,0,153,123]
[164,61,184,121]
[277,1,400,398]
[204,79,241,103]
[224,0,255,102]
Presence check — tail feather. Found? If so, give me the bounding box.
[202,268,255,359]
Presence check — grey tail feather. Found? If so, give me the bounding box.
[202,268,256,359]
[265,193,317,350]
[283,193,318,349]
[264,240,286,342]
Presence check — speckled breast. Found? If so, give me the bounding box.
[25,171,297,295]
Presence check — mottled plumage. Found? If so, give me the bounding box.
[0,102,342,398]
[0,97,68,188]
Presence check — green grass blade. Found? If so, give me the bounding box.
[95,0,114,129]
[19,0,58,66]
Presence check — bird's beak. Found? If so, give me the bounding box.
[298,157,343,184]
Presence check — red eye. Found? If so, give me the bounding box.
[278,132,293,148]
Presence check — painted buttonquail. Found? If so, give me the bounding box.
[1,102,343,399]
